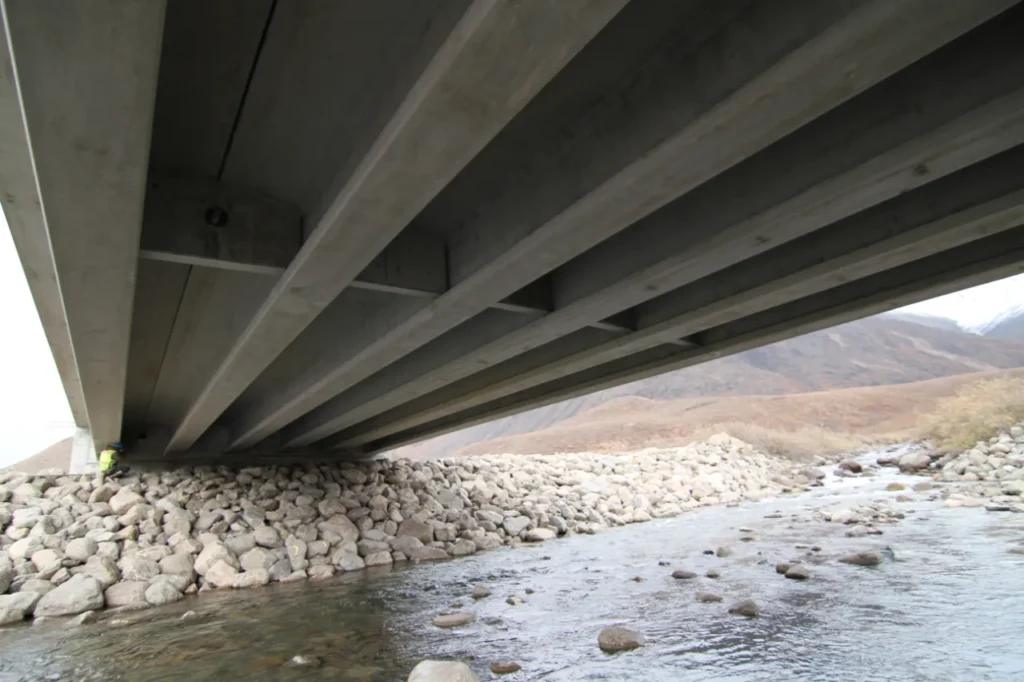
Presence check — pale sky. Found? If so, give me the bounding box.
[2,207,1024,467]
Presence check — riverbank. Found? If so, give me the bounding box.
[2,443,1022,681]
[2,434,820,625]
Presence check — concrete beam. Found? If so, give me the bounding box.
[0,0,165,448]
[165,0,629,452]
[139,175,304,276]
[283,14,1024,448]
[360,228,1024,456]
[326,149,1024,449]
[0,17,87,428]
[236,0,1009,450]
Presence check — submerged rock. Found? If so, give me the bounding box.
[839,551,884,567]
[491,661,521,674]
[433,612,475,628]
[728,599,760,618]
[672,570,697,580]
[785,565,811,580]
[696,592,723,603]
[598,625,646,653]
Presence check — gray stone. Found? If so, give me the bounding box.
[672,570,697,580]
[696,592,723,603]
[104,581,150,608]
[232,569,270,589]
[598,625,645,652]
[194,542,239,576]
[524,528,556,542]
[239,547,277,573]
[407,660,480,682]
[286,536,308,571]
[411,546,448,562]
[0,592,42,625]
[364,551,392,567]
[108,488,145,515]
[398,519,434,545]
[839,551,883,567]
[333,552,365,572]
[308,565,335,580]
[253,524,283,548]
[502,516,531,536]
[82,556,120,589]
[204,560,239,588]
[119,555,160,582]
[35,574,105,616]
[433,611,475,628]
[65,538,98,563]
[145,581,184,606]
[159,553,196,580]
[224,533,256,557]
[728,599,760,618]
[785,565,811,580]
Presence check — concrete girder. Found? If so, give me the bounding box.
[357,228,1024,457]
[324,148,1024,449]
[232,0,1010,451]
[163,0,630,452]
[282,18,1024,448]
[0,0,165,449]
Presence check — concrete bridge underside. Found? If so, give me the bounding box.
[4,0,1024,466]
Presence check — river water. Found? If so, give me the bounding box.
[2,457,1023,681]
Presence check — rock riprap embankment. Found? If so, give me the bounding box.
[1,434,803,624]
[877,423,1024,511]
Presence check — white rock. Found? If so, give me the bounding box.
[232,569,270,589]
[119,555,160,582]
[407,661,480,682]
[204,560,239,588]
[145,581,184,606]
[524,528,556,542]
[0,592,42,625]
[65,538,99,563]
[108,488,146,515]
[194,541,239,576]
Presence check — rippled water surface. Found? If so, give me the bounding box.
[2,459,1023,681]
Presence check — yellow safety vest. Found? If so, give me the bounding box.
[99,448,116,472]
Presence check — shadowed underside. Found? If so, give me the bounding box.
[2,0,1024,465]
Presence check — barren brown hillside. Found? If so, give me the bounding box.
[453,368,1024,457]
[396,316,1024,459]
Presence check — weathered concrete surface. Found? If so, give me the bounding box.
[2,0,1023,463]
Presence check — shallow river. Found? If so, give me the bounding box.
[2,458,1023,681]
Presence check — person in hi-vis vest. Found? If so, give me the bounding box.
[97,442,126,484]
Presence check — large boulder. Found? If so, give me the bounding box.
[65,538,99,564]
[598,626,645,652]
[898,452,932,473]
[239,547,277,573]
[204,560,239,588]
[0,592,42,625]
[194,541,239,576]
[159,553,197,581]
[253,525,283,548]
[232,569,270,589]
[119,555,160,582]
[104,581,149,608]
[109,487,146,515]
[145,581,184,606]
[502,516,531,536]
[81,556,121,589]
[397,519,434,545]
[35,574,104,616]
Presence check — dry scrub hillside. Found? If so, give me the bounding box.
[397,316,1024,460]
[451,369,1024,459]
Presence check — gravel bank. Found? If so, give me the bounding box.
[1,434,808,624]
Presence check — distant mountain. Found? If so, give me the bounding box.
[884,311,964,332]
[982,308,1024,342]
[396,315,1024,459]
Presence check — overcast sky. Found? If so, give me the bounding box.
[2,211,1024,467]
